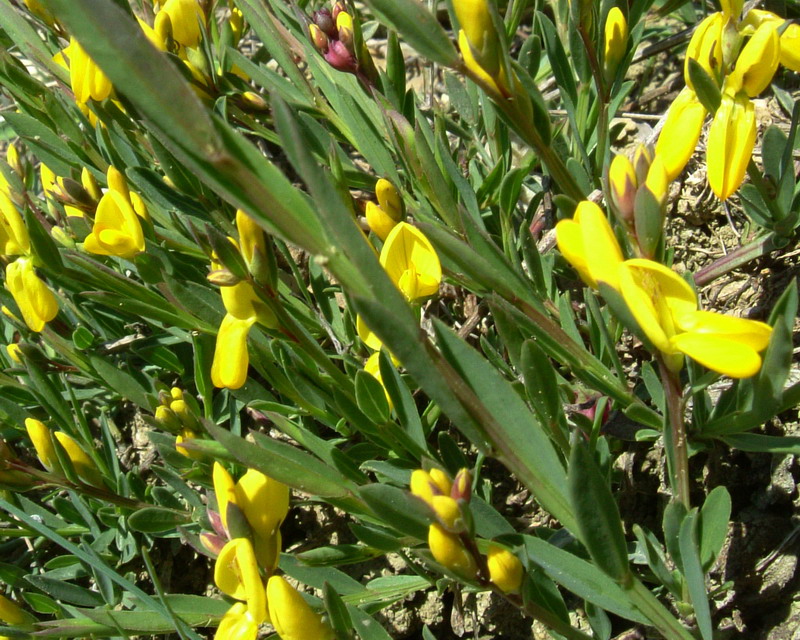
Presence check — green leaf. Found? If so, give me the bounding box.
[378,351,427,455]
[686,59,721,113]
[206,422,356,498]
[361,0,459,67]
[355,370,391,424]
[432,320,576,533]
[568,438,631,584]
[297,545,383,567]
[698,486,731,572]
[358,483,433,541]
[127,507,191,533]
[24,575,105,607]
[523,536,648,624]
[720,433,800,454]
[678,512,713,640]
[89,355,155,410]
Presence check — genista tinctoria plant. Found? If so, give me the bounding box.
[0,0,796,638]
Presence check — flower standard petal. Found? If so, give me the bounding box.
[0,193,30,256]
[25,418,57,471]
[707,93,756,201]
[578,201,624,291]
[54,432,103,486]
[215,603,258,640]
[85,190,145,258]
[779,23,800,71]
[234,469,290,539]
[728,23,780,97]
[670,333,762,378]
[676,310,772,350]
[555,218,593,287]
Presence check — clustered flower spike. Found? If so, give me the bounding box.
[656,2,797,200]
[208,463,332,639]
[556,201,773,378]
[210,211,278,390]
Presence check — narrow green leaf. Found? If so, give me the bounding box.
[678,512,713,640]
[358,483,432,541]
[127,508,191,533]
[355,370,391,424]
[568,438,631,583]
[697,486,731,572]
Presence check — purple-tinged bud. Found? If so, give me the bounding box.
[313,8,337,38]
[324,39,357,73]
[309,23,329,53]
[208,509,227,539]
[200,532,227,556]
[450,468,472,503]
[632,144,653,186]
[332,2,346,21]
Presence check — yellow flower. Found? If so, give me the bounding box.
[356,314,383,351]
[379,222,441,301]
[487,544,524,593]
[603,7,628,81]
[453,0,510,94]
[215,602,258,640]
[375,179,403,222]
[5,258,58,332]
[6,343,22,364]
[54,431,103,486]
[84,190,145,258]
[555,201,624,290]
[0,193,30,257]
[655,87,707,181]
[64,38,113,104]
[706,92,755,201]
[428,523,477,579]
[214,538,267,624]
[778,23,800,71]
[235,469,291,538]
[607,153,637,221]
[410,468,452,506]
[175,429,202,459]
[726,22,780,97]
[160,0,205,48]
[644,156,669,205]
[685,13,725,90]
[719,0,742,18]
[365,202,398,241]
[430,495,463,531]
[235,210,266,271]
[619,259,772,377]
[25,418,57,471]
[266,575,334,640]
[211,313,256,390]
[81,168,102,202]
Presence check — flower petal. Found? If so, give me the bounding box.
[655,87,707,181]
[211,314,255,389]
[707,93,756,201]
[676,310,772,350]
[670,332,762,378]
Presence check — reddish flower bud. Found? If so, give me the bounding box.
[313,8,337,38]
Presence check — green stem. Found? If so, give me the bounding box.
[626,577,695,640]
[659,358,691,511]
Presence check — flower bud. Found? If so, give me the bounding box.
[431,495,463,532]
[643,156,668,206]
[324,39,357,73]
[200,531,227,556]
[608,154,637,222]
[450,468,472,502]
[655,87,707,181]
[726,22,780,97]
[213,462,237,534]
[267,575,335,640]
[240,91,269,111]
[81,167,102,202]
[365,202,397,241]
[603,7,628,83]
[208,269,243,287]
[176,429,203,459]
[25,418,58,472]
[685,13,725,90]
[155,405,182,433]
[410,468,451,506]
[487,544,524,593]
[6,144,22,179]
[313,8,337,38]
[332,2,346,21]
[54,431,103,486]
[428,523,478,579]
[309,23,329,53]
[6,343,22,364]
[454,0,501,80]
[375,179,403,221]
[632,144,653,186]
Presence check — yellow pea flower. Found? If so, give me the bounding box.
[706,92,755,201]
[778,23,800,71]
[365,202,398,242]
[235,210,266,271]
[487,544,524,593]
[644,156,669,205]
[214,538,267,624]
[0,193,30,257]
[603,7,628,81]
[234,469,290,541]
[555,201,624,290]
[719,0,742,19]
[726,22,780,97]
[430,494,463,531]
[81,168,102,202]
[83,190,145,258]
[356,314,383,351]
[5,258,58,332]
[619,259,771,377]
[655,87,707,181]
[64,38,113,104]
[428,523,478,579]
[685,13,726,90]
[25,418,57,471]
[175,429,202,459]
[266,575,334,640]
[453,0,510,95]
[160,0,205,48]
[54,432,103,486]
[215,602,258,640]
[211,313,255,390]
[379,222,441,301]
